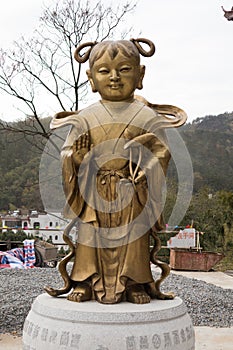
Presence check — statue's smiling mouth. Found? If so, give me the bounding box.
[109,84,123,89]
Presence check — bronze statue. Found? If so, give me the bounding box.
[45,38,187,304]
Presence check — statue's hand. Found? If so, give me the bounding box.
[134,170,146,183]
[72,133,90,166]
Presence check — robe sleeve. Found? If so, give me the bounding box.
[140,113,172,232]
[145,133,170,232]
[60,123,86,219]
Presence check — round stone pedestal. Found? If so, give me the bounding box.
[23,294,195,350]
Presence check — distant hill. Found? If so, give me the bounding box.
[186,112,233,134]
[180,112,233,191]
[0,117,51,211]
[0,112,232,211]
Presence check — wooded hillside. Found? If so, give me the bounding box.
[180,112,233,192]
[0,111,232,212]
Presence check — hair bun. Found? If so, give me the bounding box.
[130,38,155,57]
[74,41,97,63]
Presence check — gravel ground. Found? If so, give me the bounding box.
[0,267,233,336]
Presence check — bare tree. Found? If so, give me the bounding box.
[0,0,137,150]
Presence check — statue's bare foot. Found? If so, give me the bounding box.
[126,284,150,304]
[155,291,175,300]
[67,283,92,302]
[145,282,175,300]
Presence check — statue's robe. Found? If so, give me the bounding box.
[51,99,171,303]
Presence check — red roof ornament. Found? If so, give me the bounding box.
[221,6,233,21]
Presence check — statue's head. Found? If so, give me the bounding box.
[74,39,155,102]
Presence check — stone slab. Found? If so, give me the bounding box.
[195,327,233,350]
[171,270,233,290]
[23,294,195,350]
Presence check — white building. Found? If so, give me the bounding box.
[0,211,72,250]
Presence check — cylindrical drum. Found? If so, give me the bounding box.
[23,294,195,350]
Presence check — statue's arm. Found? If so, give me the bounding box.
[61,128,90,218]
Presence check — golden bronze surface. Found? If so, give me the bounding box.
[45,38,187,304]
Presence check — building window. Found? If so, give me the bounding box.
[49,222,53,227]
[23,222,28,228]
[55,235,58,240]
[49,235,52,241]
[5,220,21,228]
[33,222,40,229]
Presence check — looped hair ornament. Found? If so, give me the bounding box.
[74,41,97,63]
[130,38,155,57]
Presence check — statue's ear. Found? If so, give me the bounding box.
[86,69,97,92]
[137,65,145,90]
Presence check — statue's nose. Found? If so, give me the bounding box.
[110,70,120,81]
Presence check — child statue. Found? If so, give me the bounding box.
[45,38,187,304]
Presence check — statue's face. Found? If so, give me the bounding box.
[87,51,145,101]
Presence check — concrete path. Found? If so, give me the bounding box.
[171,269,233,290]
[1,270,232,350]
[195,326,233,350]
[0,333,22,350]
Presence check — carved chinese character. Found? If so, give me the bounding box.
[140,335,149,349]
[60,331,70,346]
[172,330,180,345]
[49,330,58,344]
[126,336,136,350]
[152,334,161,349]
[41,328,48,342]
[27,322,33,336]
[180,329,186,343]
[164,332,172,348]
[32,325,40,339]
[70,333,81,347]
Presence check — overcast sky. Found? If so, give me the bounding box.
[0,0,232,123]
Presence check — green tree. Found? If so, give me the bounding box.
[180,188,233,252]
[0,230,28,242]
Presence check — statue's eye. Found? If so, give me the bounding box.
[120,66,131,73]
[98,67,109,74]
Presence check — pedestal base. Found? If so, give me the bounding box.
[23,294,195,350]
